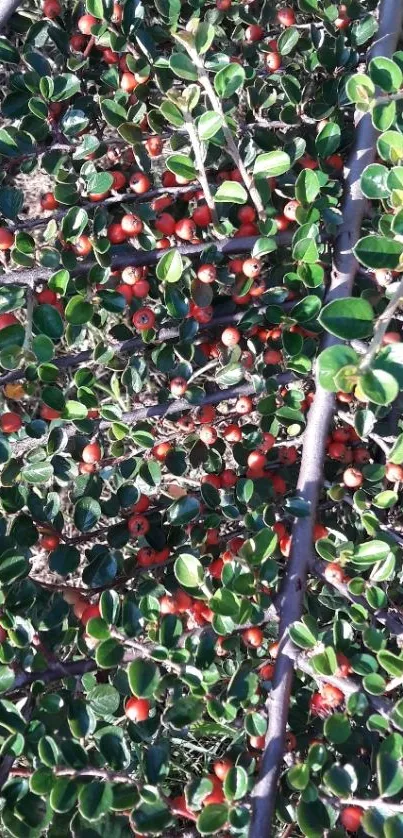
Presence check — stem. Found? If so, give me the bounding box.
[0,301,267,387]
[184,112,221,230]
[323,794,403,813]
[359,276,403,371]
[10,766,138,783]
[193,58,266,221]
[1,232,293,287]
[0,0,20,31]
[250,0,403,833]
[22,288,34,352]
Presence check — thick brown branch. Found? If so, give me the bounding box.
[250,1,403,833]
[0,0,20,31]
[1,233,292,287]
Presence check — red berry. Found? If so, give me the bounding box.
[121,214,143,236]
[343,467,363,488]
[77,14,97,34]
[81,604,100,625]
[277,7,296,26]
[0,228,14,251]
[175,218,196,241]
[130,173,151,194]
[0,412,22,434]
[266,52,282,71]
[242,627,263,647]
[43,0,61,17]
[132,307,156,331]
[107,223,127,244]
[82,443,101,464]
[125,697,150,722]
[340,807,364,833]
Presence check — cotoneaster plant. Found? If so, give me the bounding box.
[0,1,402,837]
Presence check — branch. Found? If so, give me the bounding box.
[322,794,403,814]
[0,301,267,387]
[12,380,296,458]
[192,56,267,221]
[250,1,403,833]
[15,185,200,231]
[312,558,403,637]
[0,0,20,32]
[1,233,292,287]
[183,113,221,230]
[359,276,403,371]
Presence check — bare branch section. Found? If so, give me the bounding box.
[250,0,403,834]
[0,0,20,32]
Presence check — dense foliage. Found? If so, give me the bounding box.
[0,0,403,836]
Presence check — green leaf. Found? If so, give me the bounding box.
[352,540,390,567]
[388,433,403,464]
[369,57,403,93]
[65,296,94,325]
[49,545,80,575]
[377,752,403,797]
[378,650,403,677]
[222,766,248,801]
[95,638,124,669]
[100,98,128,128]
[324,764,357,796]
[170,53,198,81]
[33,304,64,340]
[360,369,399,405]
[21,462,53,485]
[88,684,120,716]
[317,345,358,391]
[214,181,247,204]
[50,778,78,813]
[296,800,331,838]
[165,696,204,728]
[361,164,390,199]
[174,553,204,587]
[378,131,403,164]
[197,804,229,834]
[0,37,19,64]
[346,73,375,105]
[78,781,113,822]
[253,150,291,178]
[167,496,200,525]
[287,763,310,790]
[160,100,185,127]
[324,713,351,744]
[295,169,320,204]
[278,26,299,55]
[318,297,374,339]
[315,122,341,157]
[131,801,173,834]
[290,616,318,649]
[86,0,105,18]
[240,528,277,565]
[195,22,215,55]
[311,647,337,676]
[128,659,160,698]
[0,187,23,219]
[156,249,183,283]
[214,64,245,99]
[166,153,197,181]
[197,112,223,140]
[74,497,102,532]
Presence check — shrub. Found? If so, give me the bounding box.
[0,0,402,836]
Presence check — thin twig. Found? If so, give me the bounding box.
[184,112,221,230]
[359,276,403,371]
